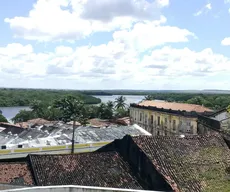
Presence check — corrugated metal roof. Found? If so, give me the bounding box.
[74,125,149,143]
[0,123,150,149]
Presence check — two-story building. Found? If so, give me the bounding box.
[130,100,213,136]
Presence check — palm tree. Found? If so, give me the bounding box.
[144,95,152,100]
[114,96,127,110]
[107,101,114,109]
[53,95,87,153]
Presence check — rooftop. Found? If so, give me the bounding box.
[0,162,33,186]
[137,100,212,113]
[0,123,150,149]
[132,134,230,192]
[1,134,230,191]
[29,152,143,189]
[74,124,150,143]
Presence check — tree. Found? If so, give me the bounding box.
[144,95,153,100]
[42,106,63,121]
[114,96,127,110]
[30,100,44,117]
[227,105,230,113]
[0,114,8,123]
[107,101,114,109]
[114,108,129,118]
[11,110,35,123]
[53,95,88,153]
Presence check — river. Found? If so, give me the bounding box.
[0,95,145,121]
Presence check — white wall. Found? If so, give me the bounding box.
[0,185,161,192]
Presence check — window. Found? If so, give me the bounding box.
[187,121,191,126]
[157,116,160,126]
[145,114,147,124]
[173,120,176,131]
[140,113,142,122]
[150,115,153,124]
[135,111,137,120]
[165,118,167,124]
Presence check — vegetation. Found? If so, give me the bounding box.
[79,90,230,96]
[0,114,8,123]
[0,110,8,122]
[53,96,88,125]
[144,93,230,110]
[11,96,129,124]
[0,88,101,107]
[114,96,127,110]
[12,110,34,123]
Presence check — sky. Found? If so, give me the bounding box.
[0,0,230,90]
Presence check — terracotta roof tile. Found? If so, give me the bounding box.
[27,118,52,125]
[15,122,29,128]
[29,152,143,189]
[132,134,230,192]
[0,162,34,186]
[138,100,213,113]
[89,118,115,127]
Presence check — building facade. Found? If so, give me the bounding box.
[210,109,230,132]
[130,101,213,136]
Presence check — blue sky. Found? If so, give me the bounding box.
[0,0,230,90]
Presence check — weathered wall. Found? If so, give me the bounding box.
[0,142,109,160]
[213,111,230,131]
[0,184,23,191]
[130,107,197,136]
[98,136,172,191]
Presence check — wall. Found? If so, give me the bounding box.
[197,115,221,135]
[0,184,23,191]
[130,107,197,136]
[213,111,230,131]
[0,185,161,192]
[0,141,110,160]
[110,136,172,191]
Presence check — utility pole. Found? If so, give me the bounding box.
[71,121,76,154]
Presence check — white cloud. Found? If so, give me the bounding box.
[221,37,230,46]
[0,43,33,57]
[55,46,73,56]
[5,0,169,42]
[0,37,230,89]
[194,3,212,16]
[206,3,212,10]
[2,0,230,90]
[113,16,195,52]
[140,47,229,77]
[81,0,167,21]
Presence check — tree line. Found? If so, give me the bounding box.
[144,93,230,110]
[0,88,101,107]
[11,95,129,124]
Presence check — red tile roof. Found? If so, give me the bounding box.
[0,162,34,186]
[138,100,212,113]
[29,152,143,189]
[132,134,230,192]
[89,118,115,127]
[27,118,52,125]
